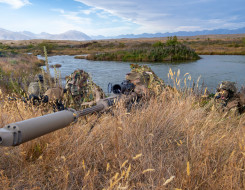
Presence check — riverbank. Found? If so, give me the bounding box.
[1,33,245,56]
[0,51,45,93]
[0,33,245,94]
[37,54,245,93]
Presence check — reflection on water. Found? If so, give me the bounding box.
[38,55,245,93]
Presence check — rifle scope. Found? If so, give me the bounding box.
[112,80,135,94]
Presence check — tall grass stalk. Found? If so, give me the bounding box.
[43,46,53,88]
[0,86,245,189]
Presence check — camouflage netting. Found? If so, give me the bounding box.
[217,81,237,93]
[65,69,105,109]
[126,64,165,96]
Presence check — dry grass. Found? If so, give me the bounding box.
[1,33,245,56]
[0,86,245,189]
[0,53,45,94]
[0,54,43,76]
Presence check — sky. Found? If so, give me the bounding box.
[0,0,244,37]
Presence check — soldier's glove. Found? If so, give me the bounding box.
[42,95,49,103]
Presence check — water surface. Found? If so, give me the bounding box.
[38,55,245,93]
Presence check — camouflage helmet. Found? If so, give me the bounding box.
[126,72,141,81]
[217,81,237,93]
[126,64,165,96]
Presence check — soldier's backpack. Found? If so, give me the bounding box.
[28,82,41,97]
[65,70,89,96]
[27,74,45,97]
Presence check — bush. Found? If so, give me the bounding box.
[152,41,163,47]
[242,37,245,45]
[166,36,179,46]
[88,39,200,62]
[37,42,58,54]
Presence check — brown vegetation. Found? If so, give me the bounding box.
[0,53,45,93]
[1,33,245,56]
[50,64,62,68]
[0,86,245,189]
[0,34,245,189]
[0,53,43,75]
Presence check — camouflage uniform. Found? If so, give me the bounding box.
[65,69,104,109]
[27,74,64,110]
[43,87,64,111]
[28,74,45,97]
[214,81,245,114]
[125,64,165,97]
[27,74,46,105]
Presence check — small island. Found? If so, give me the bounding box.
[85,36,200,62]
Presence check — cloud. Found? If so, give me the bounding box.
[51,8,65,14]
[79,7,98,15]
[0,0,31,9]
[74,0,245,33]
[59,11,92,25]
[1,0,244,36]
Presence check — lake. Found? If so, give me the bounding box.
[38,55,245,93]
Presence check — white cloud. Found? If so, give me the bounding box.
[51,8,65,14]
[0,0,31,9]
[79,7,98,15]
[73,0,245,34]
[1,0,244,36]
[61,12,92,25]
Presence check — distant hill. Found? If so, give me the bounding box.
[0,29,91,41]
[0,27,245,41]
[91,28,245,39]
[0,28,31,40]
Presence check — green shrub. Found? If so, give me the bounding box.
[242,37,245,45]
[166,36,179,46]
[118,42,125,48]
[37,42,58,54]
[89,42,200,62]
[152,41,163,47]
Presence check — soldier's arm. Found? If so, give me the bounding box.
[226,99,239,110]
[239,93,245,105]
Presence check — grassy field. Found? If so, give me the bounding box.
[0,86,245,189]
[0,34,245,189]
[1,33,245,56]
[0,51,44,93]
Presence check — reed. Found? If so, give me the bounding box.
[0,75,244,189]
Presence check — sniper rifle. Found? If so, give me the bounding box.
[0,80,135,147]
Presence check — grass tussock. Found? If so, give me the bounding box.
[0,87,245,189]
[0,53,45,93]
[0,53,44,75]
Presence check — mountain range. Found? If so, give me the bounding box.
[0,28,91,41]
[0,27,245,41]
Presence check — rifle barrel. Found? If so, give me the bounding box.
[0,94,131,147]
[0,109,77,146]
[78,103,105,117]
